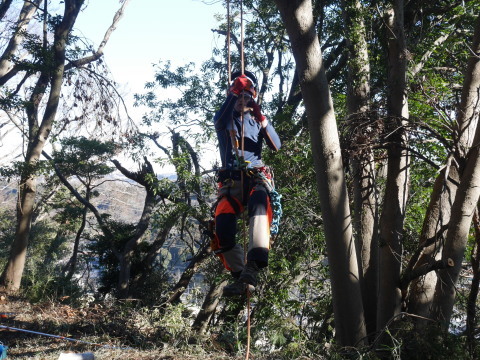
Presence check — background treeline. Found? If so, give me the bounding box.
[0,0,479,358]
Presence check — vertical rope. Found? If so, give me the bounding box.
[240,0,244,75]
[238,1,251,359]
[227,0,231,86]
[239,0,245,161]
[225,2,251,358]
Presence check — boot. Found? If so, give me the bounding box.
[239,261,259,287]
[222,280,254,297]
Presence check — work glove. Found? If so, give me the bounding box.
[230,74,252,95]
[250,101,268,128]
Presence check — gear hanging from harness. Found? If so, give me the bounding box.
[245,166,282,236]
[208,165,282,268]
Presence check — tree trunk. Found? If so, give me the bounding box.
[407,14,480,324]
[405,165,458,321]
[117,251,134,299]
[0,177,36,290]
[0,0,13,22]
[165,243,211,305]
[466,208,480,355]
[343,0,378,338]
[0,0,85,291]
[192,277,228,335]
[130,211,179,294]
[64,203,88,281]
[429,17,480,320]
[274,0,367,346]
[112,159,158,299]
[377,1,410,332]
[115,189,156,299]
[431,129,480,326]
[0,0,41,79]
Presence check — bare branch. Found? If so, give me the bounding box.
[0,0,42,82]
[65,0,132,70]
[0,0,13,22]
[410,30,456,78]
[400,258,454,291]
[211,28,242,56]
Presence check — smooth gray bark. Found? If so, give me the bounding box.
[407,15,480,324]
[430,15,480,327]
[274,0,367,346]
[343,0,378,338]
[377,1,410,332]
[431,130,480,326]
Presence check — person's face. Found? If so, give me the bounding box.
[234,92,252,112]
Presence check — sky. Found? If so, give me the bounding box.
[74,0,226,171]
[75,0,225,110]
[0,0,226,170]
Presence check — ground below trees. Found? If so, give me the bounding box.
[0,293,314,360]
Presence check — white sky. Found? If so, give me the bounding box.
[74,0,226,171]
[76,0,224,111]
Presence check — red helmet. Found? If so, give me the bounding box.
[230,70,258,98]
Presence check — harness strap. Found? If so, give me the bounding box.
[225,193,242,216]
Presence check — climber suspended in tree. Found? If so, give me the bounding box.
[211,70,282,297]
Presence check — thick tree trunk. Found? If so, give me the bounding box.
[429,17,480,321]
[343,0,378,338]
[0,0,85,291]
[0,178,36,290]
[377,1,410,332]
[117,252,134,299]
[274,0,367,346]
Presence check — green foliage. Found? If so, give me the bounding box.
[0,208,16,269]
[0,160,51,181]
[53,137,116,179]
[20,220,83,303]
[392,322,472,360]
[88,219,136,295]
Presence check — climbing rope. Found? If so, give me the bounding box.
[224,1,284,358]
[226,0,251,358]
[0,325,132,350]
[237,0,252,357]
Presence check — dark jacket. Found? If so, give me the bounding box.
[214,94,281,169]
